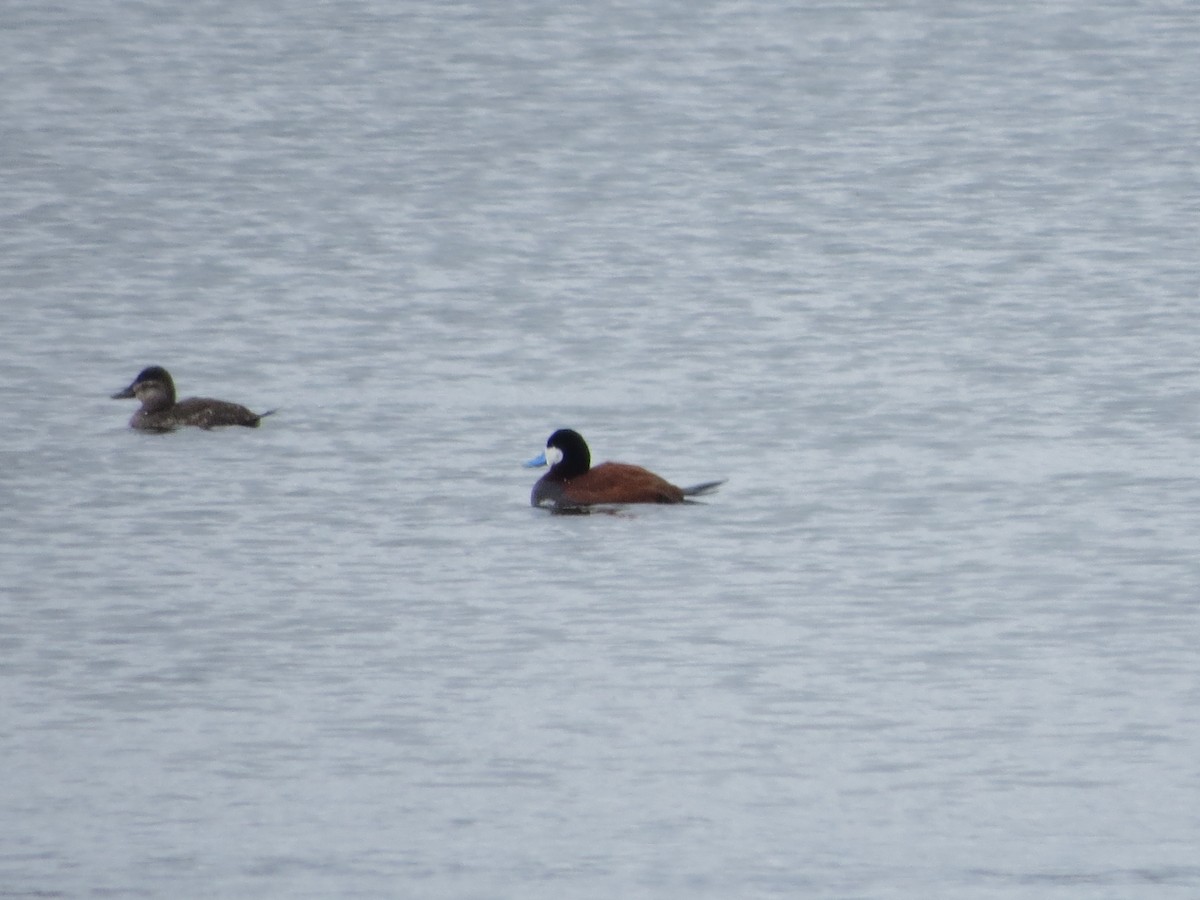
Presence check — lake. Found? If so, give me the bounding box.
[2,0,1199,896]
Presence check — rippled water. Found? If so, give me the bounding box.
[3,0,1199,896]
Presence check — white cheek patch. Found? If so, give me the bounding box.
[544,445,563,466]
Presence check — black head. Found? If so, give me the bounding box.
[544,428,591,477]
[524,428,592,479]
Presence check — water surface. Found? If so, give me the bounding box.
[2,0,1199,896]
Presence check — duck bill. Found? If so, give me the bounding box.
[523,451,548,468]
[111,384,136,399]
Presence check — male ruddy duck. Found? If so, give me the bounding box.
[524,428,724,511]
[112,365,274,432]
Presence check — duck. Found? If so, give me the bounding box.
[112,366,274,432]
[524,428,723,510]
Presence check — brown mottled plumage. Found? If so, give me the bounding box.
[112,366,274,432]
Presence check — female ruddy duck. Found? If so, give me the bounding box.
[524,428,724,511]
[112,365,274,432]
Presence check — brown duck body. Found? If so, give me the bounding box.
[536,461,687,507]
[113,366,273,432]
[130,396,267,432]
[527,429,723,511]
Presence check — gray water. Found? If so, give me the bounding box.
[3,0,1199,896]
